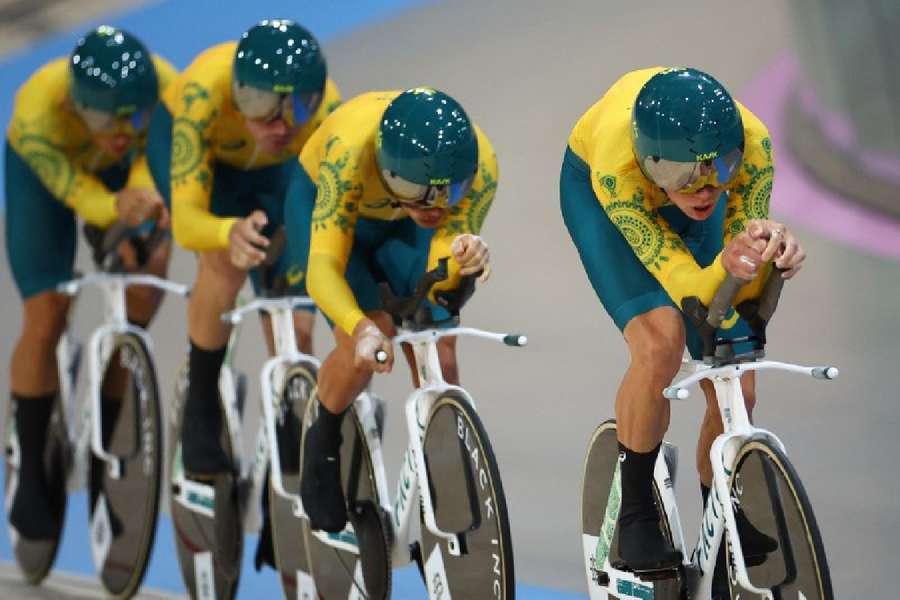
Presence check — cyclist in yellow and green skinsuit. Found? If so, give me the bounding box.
[4,26,175,541]
[145,18,340,569]
[561,67,807,591]
[283,88,497,532]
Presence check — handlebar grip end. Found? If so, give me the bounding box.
[663,387,689,400]
[813,366,839,380]
[503,334,527,347]
[375,350,388,364]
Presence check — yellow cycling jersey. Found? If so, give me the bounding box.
[163,42,341,251]
[301,91,499,336]
[7,56,177,227]
[567,67,774,309]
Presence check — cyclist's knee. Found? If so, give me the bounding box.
[197,250,247,295]
[624,309,685,384]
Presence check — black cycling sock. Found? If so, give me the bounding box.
[300,398,347,533]
[182,342,229,476]
[314,399,345,449]
[10,393,60,540]
[701,483,711,507]
[617,441,661,527]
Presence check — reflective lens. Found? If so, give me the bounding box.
[233,84,281,121]
[382,170,429,201]
[76,104,149,134]
[233,82,321,126]
[288,91,321,126]
[447,173,475,205]
[642,146,743,192]
[381,170,475,208]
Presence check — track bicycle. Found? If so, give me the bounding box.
[167,231,321,600]
[581,272,836,600]
[4,222,186,599]
[293,257,525,599]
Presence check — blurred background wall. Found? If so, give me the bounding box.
[787,0,900,217]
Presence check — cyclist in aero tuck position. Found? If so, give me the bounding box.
[146,19,340,477]
[560,68,807,589]
[282,87,497,532]
[4,26,175,540]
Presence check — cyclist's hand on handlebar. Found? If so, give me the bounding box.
[747,219,806,279]
[353,320,392,374]
[115,188,169,228]
[721,229,767,281]
[229,210,269,270]
[451,233,491,282]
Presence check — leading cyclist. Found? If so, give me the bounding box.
[560,68,807,590]
[4,26,174,541]
[283,87,497,532]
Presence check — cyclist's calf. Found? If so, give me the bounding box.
[11,292,71,395]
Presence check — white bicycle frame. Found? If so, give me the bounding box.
[290,325,526,594]
[586,358,838,600]
[56,272,189,567]
[170,296,318,534]
[57,273,189,486]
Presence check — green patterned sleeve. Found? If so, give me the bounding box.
[592,170,729,308]
[723,129,774,242]
[428,132,498,296]
[10,128,118,227]
[168,81,226,250]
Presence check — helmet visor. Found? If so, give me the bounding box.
[382,170,475,208]
[642,147,743,192]
[233,83,321,127]
[76,104,151,134]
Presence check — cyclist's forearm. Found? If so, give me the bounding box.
[172,198,237,251]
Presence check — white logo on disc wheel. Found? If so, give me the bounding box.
[296,569,316,600]
[194,551,216,600]
[425,543,452,599]
[90,494,112,570]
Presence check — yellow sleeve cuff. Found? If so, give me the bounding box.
[339,310,367,338]
[216,217,238,249]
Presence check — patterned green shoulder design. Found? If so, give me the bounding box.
[16,134,75,200]
[597,171,671,270]
[312,136,360,233]
[726,136,773,236]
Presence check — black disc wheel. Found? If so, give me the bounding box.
[725,438,832,599]
[268,361,317,599]
[4,394,69,585]
[168,363,242,600]
[87,333,163,598]
[301,396,391,599]
[580,419,681,599]
[418,391,514,599]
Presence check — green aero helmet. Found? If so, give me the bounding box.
[632,67,744,192]
[70,26,159,132]
[377,88,478,208]
[232,19,326,126]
